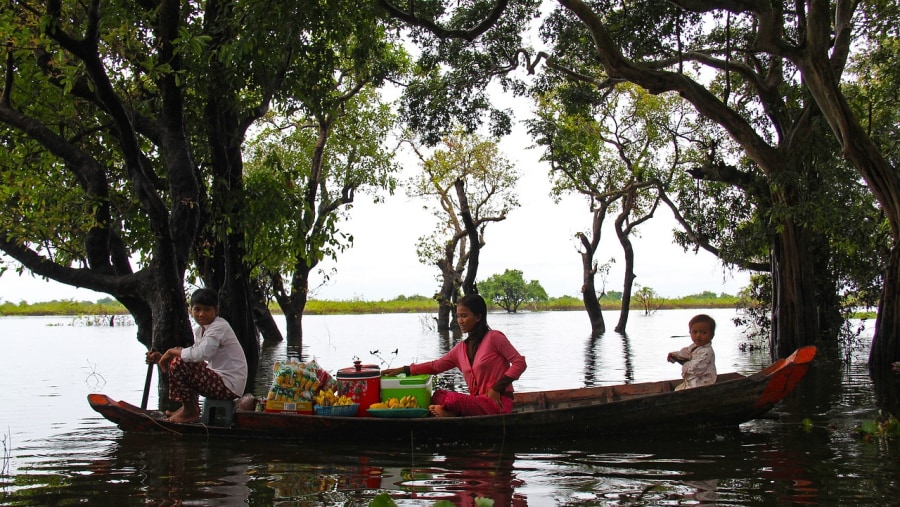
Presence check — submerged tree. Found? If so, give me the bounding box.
[407,129,519,330]
[530,83,680,334]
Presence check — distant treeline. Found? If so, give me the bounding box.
[0,291,741,316]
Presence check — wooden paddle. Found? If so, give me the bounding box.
[141,354,154,409]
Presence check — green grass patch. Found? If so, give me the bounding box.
[0,298,129,316]
[1,293,744,317]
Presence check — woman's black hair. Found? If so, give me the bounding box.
[457,293,490,341]
[190,288,219,308]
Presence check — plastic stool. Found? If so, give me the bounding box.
[201,398,235,426]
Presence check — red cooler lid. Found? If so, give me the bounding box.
[337,360,380,379]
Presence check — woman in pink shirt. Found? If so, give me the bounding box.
[383,294,527,417]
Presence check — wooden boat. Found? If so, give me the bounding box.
[88,346,816,443]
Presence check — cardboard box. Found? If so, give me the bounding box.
[265,399,313,414]
[380,374,433,409]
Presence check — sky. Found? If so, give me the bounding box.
[0,132,750,304]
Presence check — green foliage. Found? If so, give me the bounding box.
[478,269,548,313]
[243,85,403,286]
[409,129,520,271]
[1,0,412,349]
[855,412,900,441]
[732,274,771,342]
[397,1,542,145]
[602,291,623,301]
[369,493,395,506]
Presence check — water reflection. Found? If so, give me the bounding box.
[583,331,636,388]
[617,332,635,384]
[583,333,600,387]
[89,436,530,505]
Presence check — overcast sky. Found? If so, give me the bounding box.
[0,132,750,304]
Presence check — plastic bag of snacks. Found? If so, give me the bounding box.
[266,359,338,404]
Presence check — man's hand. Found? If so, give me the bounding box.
[145,350,162,365]
[156,347,182,372]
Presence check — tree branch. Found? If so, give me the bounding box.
[376,0,509,41]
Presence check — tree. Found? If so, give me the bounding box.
[529,82,680,334]
[407,129,519,330]
[633,285,661,316]
[185,0,403,369]
[243,85,403,344]
[0,0,403,395]
[479,269,548,312]
[1,0,202,356]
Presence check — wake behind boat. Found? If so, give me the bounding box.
[88,346,816,443]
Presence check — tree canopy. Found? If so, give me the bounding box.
[479,269,548,313]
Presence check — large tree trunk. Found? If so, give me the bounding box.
[456,180,481,295]
[271,263,311,345]
[873,247,900,367]
[196,0,268,389]
[220,245,260,393]
[770,222,820,358]
[252,306,284,344]
[149,266,195,410]
[202,79,260,388]
[801,73,900,369]
[435,259,461,331]
[250,278,284,343]
[795,72,900,368]
[283,307,304,345]
[577,205,609,336]
[614,203,637,334]
[774,0,900,368]
[580,256,605,336]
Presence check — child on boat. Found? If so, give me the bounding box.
[145,288,248,423]
[667,313,717,390]
[382,294,527,417]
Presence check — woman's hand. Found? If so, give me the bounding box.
[487,388,503,408]
[145,350,161,365]
[382,367,405,377]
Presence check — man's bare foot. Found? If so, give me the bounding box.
[167,404,200,423]
[428,404,458,417]
[164,406,184,418]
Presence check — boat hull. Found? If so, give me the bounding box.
[88,346,816,443]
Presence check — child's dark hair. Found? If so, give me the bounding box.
[458,293,490,340]
[190,288,219,308]
[689,313,716,333]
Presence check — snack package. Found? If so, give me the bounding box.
[266,359,338,403]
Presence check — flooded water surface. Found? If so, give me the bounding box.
[1,308,898,505]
